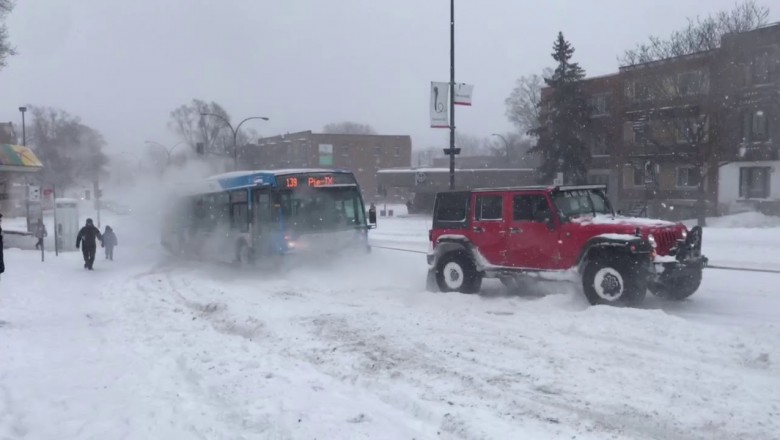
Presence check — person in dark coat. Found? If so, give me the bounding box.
[34,218,47,250]
[102,226,117,261]
[0,212,5,276]
[76,218,102,270]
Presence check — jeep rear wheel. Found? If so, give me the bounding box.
[436,252,482,294]
[582,257,646,306]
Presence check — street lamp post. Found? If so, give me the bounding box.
[18,106,27,146]
[144,140,183,168]
[491,133,510,160]
[199,113,269,171]
[631,112,655,217]
[19,106,31,232]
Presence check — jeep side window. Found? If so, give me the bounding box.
[435,193,469,222]
[513,195,551,223]
[475,195,503,221]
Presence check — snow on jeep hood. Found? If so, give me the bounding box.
[571,214,675,228]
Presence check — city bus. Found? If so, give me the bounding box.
[161,169,376,265]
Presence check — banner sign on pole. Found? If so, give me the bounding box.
[454,83,474,106]
[430,81,449,128]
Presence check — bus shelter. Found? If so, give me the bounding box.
[0,144,44,227]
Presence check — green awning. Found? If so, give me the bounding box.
[0,144,44,172]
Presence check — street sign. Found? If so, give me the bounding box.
[28,185,41,202]
[415,172,428,185]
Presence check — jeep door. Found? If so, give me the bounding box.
[506,192,563,269]
[469,192,508,266]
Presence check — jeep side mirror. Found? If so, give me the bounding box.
[367,209,377,228]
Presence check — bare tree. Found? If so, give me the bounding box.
[168,99,239,155]
[624,2,770,226]
[322,121,377,135]
[505,68,554,134]
[620,0,769,65]
[0,0,16,70]
[27,106,108,189]
[488,133,538,167]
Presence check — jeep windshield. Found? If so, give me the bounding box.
[552,189,612,219]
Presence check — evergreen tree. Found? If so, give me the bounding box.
[529,32,591,184]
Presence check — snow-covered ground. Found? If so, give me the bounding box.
[1,210,779,439]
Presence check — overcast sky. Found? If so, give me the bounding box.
[0,0,770,155]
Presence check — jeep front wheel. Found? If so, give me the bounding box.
[582,258,646,306]
[436,252,482,294]
[650,268,702,301]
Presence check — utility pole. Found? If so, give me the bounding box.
[445,0,459,190]
[19,106,31,232]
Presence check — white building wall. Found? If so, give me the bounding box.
[718,160,780,213]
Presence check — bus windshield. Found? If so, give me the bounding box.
[279,186,366,233]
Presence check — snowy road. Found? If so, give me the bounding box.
[1,213,779,439]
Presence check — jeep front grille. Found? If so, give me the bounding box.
[654,230,680,255]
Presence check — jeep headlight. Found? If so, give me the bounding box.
[648,234,657,249]
[681,229,688,240]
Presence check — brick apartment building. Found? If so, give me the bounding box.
[543,23,780,219]
[240,131,412,201]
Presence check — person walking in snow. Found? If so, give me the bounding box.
[34,218,47,250]
[76,218,102,270]
[102,225,117,261]
[0,212,5,277]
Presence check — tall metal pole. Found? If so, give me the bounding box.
[491,133,510,159]
[448,0,456,190]
[53,184,59,257]
[19,107,26,146]
[19,107,30,232]
[199,113,268,171]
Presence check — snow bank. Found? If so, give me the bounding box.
[704,211,780,229]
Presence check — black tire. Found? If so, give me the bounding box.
[435,252,482,294]
[650,269,702,300]
[582,257,647,306]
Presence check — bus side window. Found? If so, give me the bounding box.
[232,203,248,232]
[230,190,249,232]
[254,191,271,224]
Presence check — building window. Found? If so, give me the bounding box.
[752,53,770,84]
[589,132,609,156]
[739,167,771,199]
[587,173,610,190]
[676,167,701,188]
[623,122,637,144]
[743,110,770,142]
[394,146,401,157]
[678,70,708,96]
[374,145,381,156]
[318,144,333,166]
[589,94,609,116]
[633,166,645,187]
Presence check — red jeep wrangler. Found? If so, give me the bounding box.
[426,185,707,306]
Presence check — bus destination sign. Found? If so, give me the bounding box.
[282,173,356,189]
